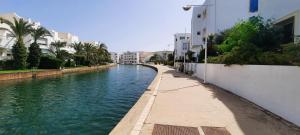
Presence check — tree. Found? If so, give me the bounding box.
[83,43,96,65]
[3,17,33,69]
[72,42,84,55]
[28,27,51,68]
[167,53,174,61]
[50,41,67,58]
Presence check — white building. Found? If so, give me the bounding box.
[258,0,300,44]
[119,51,139,64]
[0,13,51,60]
[0,12,80,60]
[57,32,79,53]
[110,52,119,63]
[191,0,257,52]
[174,33,190,61]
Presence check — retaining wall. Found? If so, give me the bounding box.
[0,64,116,81]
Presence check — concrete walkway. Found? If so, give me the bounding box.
[139,66,300,135]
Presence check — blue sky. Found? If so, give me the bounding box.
[1,0,204,52]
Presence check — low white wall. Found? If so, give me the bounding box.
[186,63,300,126]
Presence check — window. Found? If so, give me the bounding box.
[249,0,258,12]
[182,43,189,50]
[197,31,201,35]
[197,14,201,18]
[203,9,207,18]
[179,37,185,40]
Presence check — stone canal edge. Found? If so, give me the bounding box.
[110,64,162,135]
[0,64,116,81]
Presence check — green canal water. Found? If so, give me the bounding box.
[0,65,156,135]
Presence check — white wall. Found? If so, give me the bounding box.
[186,63,300,126]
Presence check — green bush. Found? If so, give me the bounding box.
[28,42,42,68]
[198,45,219,63]
[282,43,300,66]
[12,40,28,69]
[39,56,63,69]
[257,52,289,65]
[74,55,86,66]
[65,59,76,67]
[1,60,15,70]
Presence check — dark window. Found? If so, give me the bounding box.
[180,37,185,40]
[276,17,295,44]
[197,14,201,18]
[249,0,258,12]
[197,31,201,35]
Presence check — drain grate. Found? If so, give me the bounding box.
[201,126,231,135]
[152,124,200,135]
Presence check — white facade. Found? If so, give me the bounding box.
[0,13,50,60]
[110,52,119,63]
[0,12,81,60]
[174,33,191,61]
[258,0,300,44]
[57,32,79,54]
[119,51,139,64]
[191,0,257,49]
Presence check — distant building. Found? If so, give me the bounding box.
[110,52,119,63]
[174,33,190,61]
[139,51,173,63]
[119,51,139,64]
[139,51,154,63]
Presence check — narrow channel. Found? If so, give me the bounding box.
[0,65,156,135]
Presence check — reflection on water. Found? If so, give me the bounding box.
[0,65,156,135]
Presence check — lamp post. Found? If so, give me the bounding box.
[182,4,213,83]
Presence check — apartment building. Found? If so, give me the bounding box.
[191,0,257,52]
[0,13,82,60]
[119,51,139,64]
[191,0,300,58]
[110,52,119,63]
[57,32,79,53]
[174,33,191,61]
[0,13,45,60]
[258,0,300,44]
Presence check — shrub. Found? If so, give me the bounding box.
[257,52,289,65]
[2,60,15,70]
[39,56,63,69]
[12,40,27,69]
[282,43,300,66]
[198,45,219,63]
[28,42,42,68]
[65,59,76,67]
[74,55,86,66]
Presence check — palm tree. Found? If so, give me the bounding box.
[83,43,96,65]
[28,27,52,68]
[50,41,67,59]
[72,42,84,55]
[3,17,33,69]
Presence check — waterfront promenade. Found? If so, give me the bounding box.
[112,65,300,135]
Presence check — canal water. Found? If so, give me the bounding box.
[0,65,156,135]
